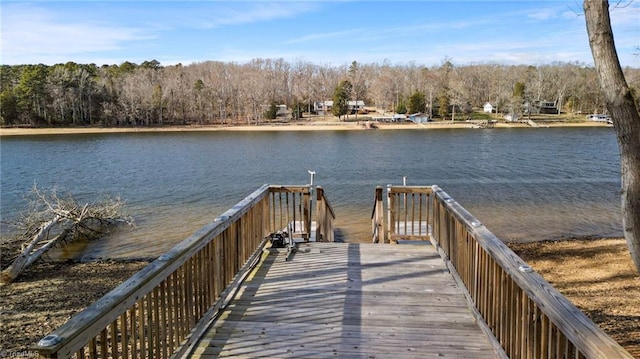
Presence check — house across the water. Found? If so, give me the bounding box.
[313,100,366,115]
[408,112,430,123]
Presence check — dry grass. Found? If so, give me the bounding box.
[1,238,637,357]
[0,261,148,357]
[509,238,640,358]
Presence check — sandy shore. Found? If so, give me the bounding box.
[0,120,611,136]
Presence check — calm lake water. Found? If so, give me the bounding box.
[0,128,622,260]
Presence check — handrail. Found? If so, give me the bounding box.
[267,185,312,240]
[428,185,634,359]
[385,185,433,242]
[315,186,335,242]
[374,184,633,358]
[34,184,316,359]
[371,186,384,243]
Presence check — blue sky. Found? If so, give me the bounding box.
[1,1,638,68]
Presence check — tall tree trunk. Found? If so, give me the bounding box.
[584,0,640,272]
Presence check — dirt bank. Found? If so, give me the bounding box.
[0,260,149,357]
[1,237,636,357]
[509,238,639,358]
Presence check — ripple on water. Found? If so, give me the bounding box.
[0,128,622,259]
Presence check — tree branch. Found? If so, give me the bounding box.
[1,186,133,284]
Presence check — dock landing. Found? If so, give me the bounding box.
[188,242,498,358]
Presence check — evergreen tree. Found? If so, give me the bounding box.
[512,81,526,116]
[118,61,137,74]
[513,82,525,99]
[264,101,278,120]
[332,80,352,120]
[0,89,18,125]
[407,91,426,114]
[14,65,49,125]
[395,100,407,114]
[141,59,161,70]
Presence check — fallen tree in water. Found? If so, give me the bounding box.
[1,186,133,284]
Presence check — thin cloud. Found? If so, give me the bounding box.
[1,3,151,64]
[527,8,558,21]
[610,3,640,28]
[283,17,492,49]
[187,2,319,29]
[284,28,367,44]
[1,1,636,68]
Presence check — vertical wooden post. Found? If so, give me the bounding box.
[386,185,393,243]
[316,187,324,242]
[303,187,311,241]
[372,186,384,243]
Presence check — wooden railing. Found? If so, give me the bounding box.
[373,185,634,358]
[267,185,312,240]
[371,186,385,243]
[371,185,433,243]
[315,186,335,242]
[34,184,329,359]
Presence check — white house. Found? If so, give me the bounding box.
[276,104,288,116]
[313,101,333,114]
[314,100,365,115]
[483,103,494,113]
[347,100,365,113]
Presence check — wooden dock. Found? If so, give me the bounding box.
[33,185,633,359]
[188,242,498,358]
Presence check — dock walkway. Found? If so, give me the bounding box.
[189,242,498,358]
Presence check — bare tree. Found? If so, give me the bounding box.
[349,61,367,120]
[1,186,132,284]
[7,54,640,128]
[584,0,640,272]
[369,62,395,114]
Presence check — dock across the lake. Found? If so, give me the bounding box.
[188,241,498,358]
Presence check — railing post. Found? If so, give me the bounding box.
[386,184,393,243]
[316,187,324,242]
[315,186,334,242]
[303,186,311,241]
[372,186,384,243]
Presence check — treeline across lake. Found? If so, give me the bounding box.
[1,59,639,127]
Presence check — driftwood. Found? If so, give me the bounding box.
[1,186,132,284]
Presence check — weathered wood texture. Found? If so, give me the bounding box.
[386,186,433,243]
[374,185,634,358]
[189,242,498,359]
[315,186,335,242]
[371,186,384,243]
[267,186,312,241]
[34,185,333,359]
[429,185,634,359]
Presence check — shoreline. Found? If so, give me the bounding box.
[0,120,612,136]
[1,237,637,356]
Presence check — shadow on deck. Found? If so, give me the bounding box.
[33,184,634,359]
[189,242,497,358]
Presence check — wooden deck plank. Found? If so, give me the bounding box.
[188,242,498,358]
